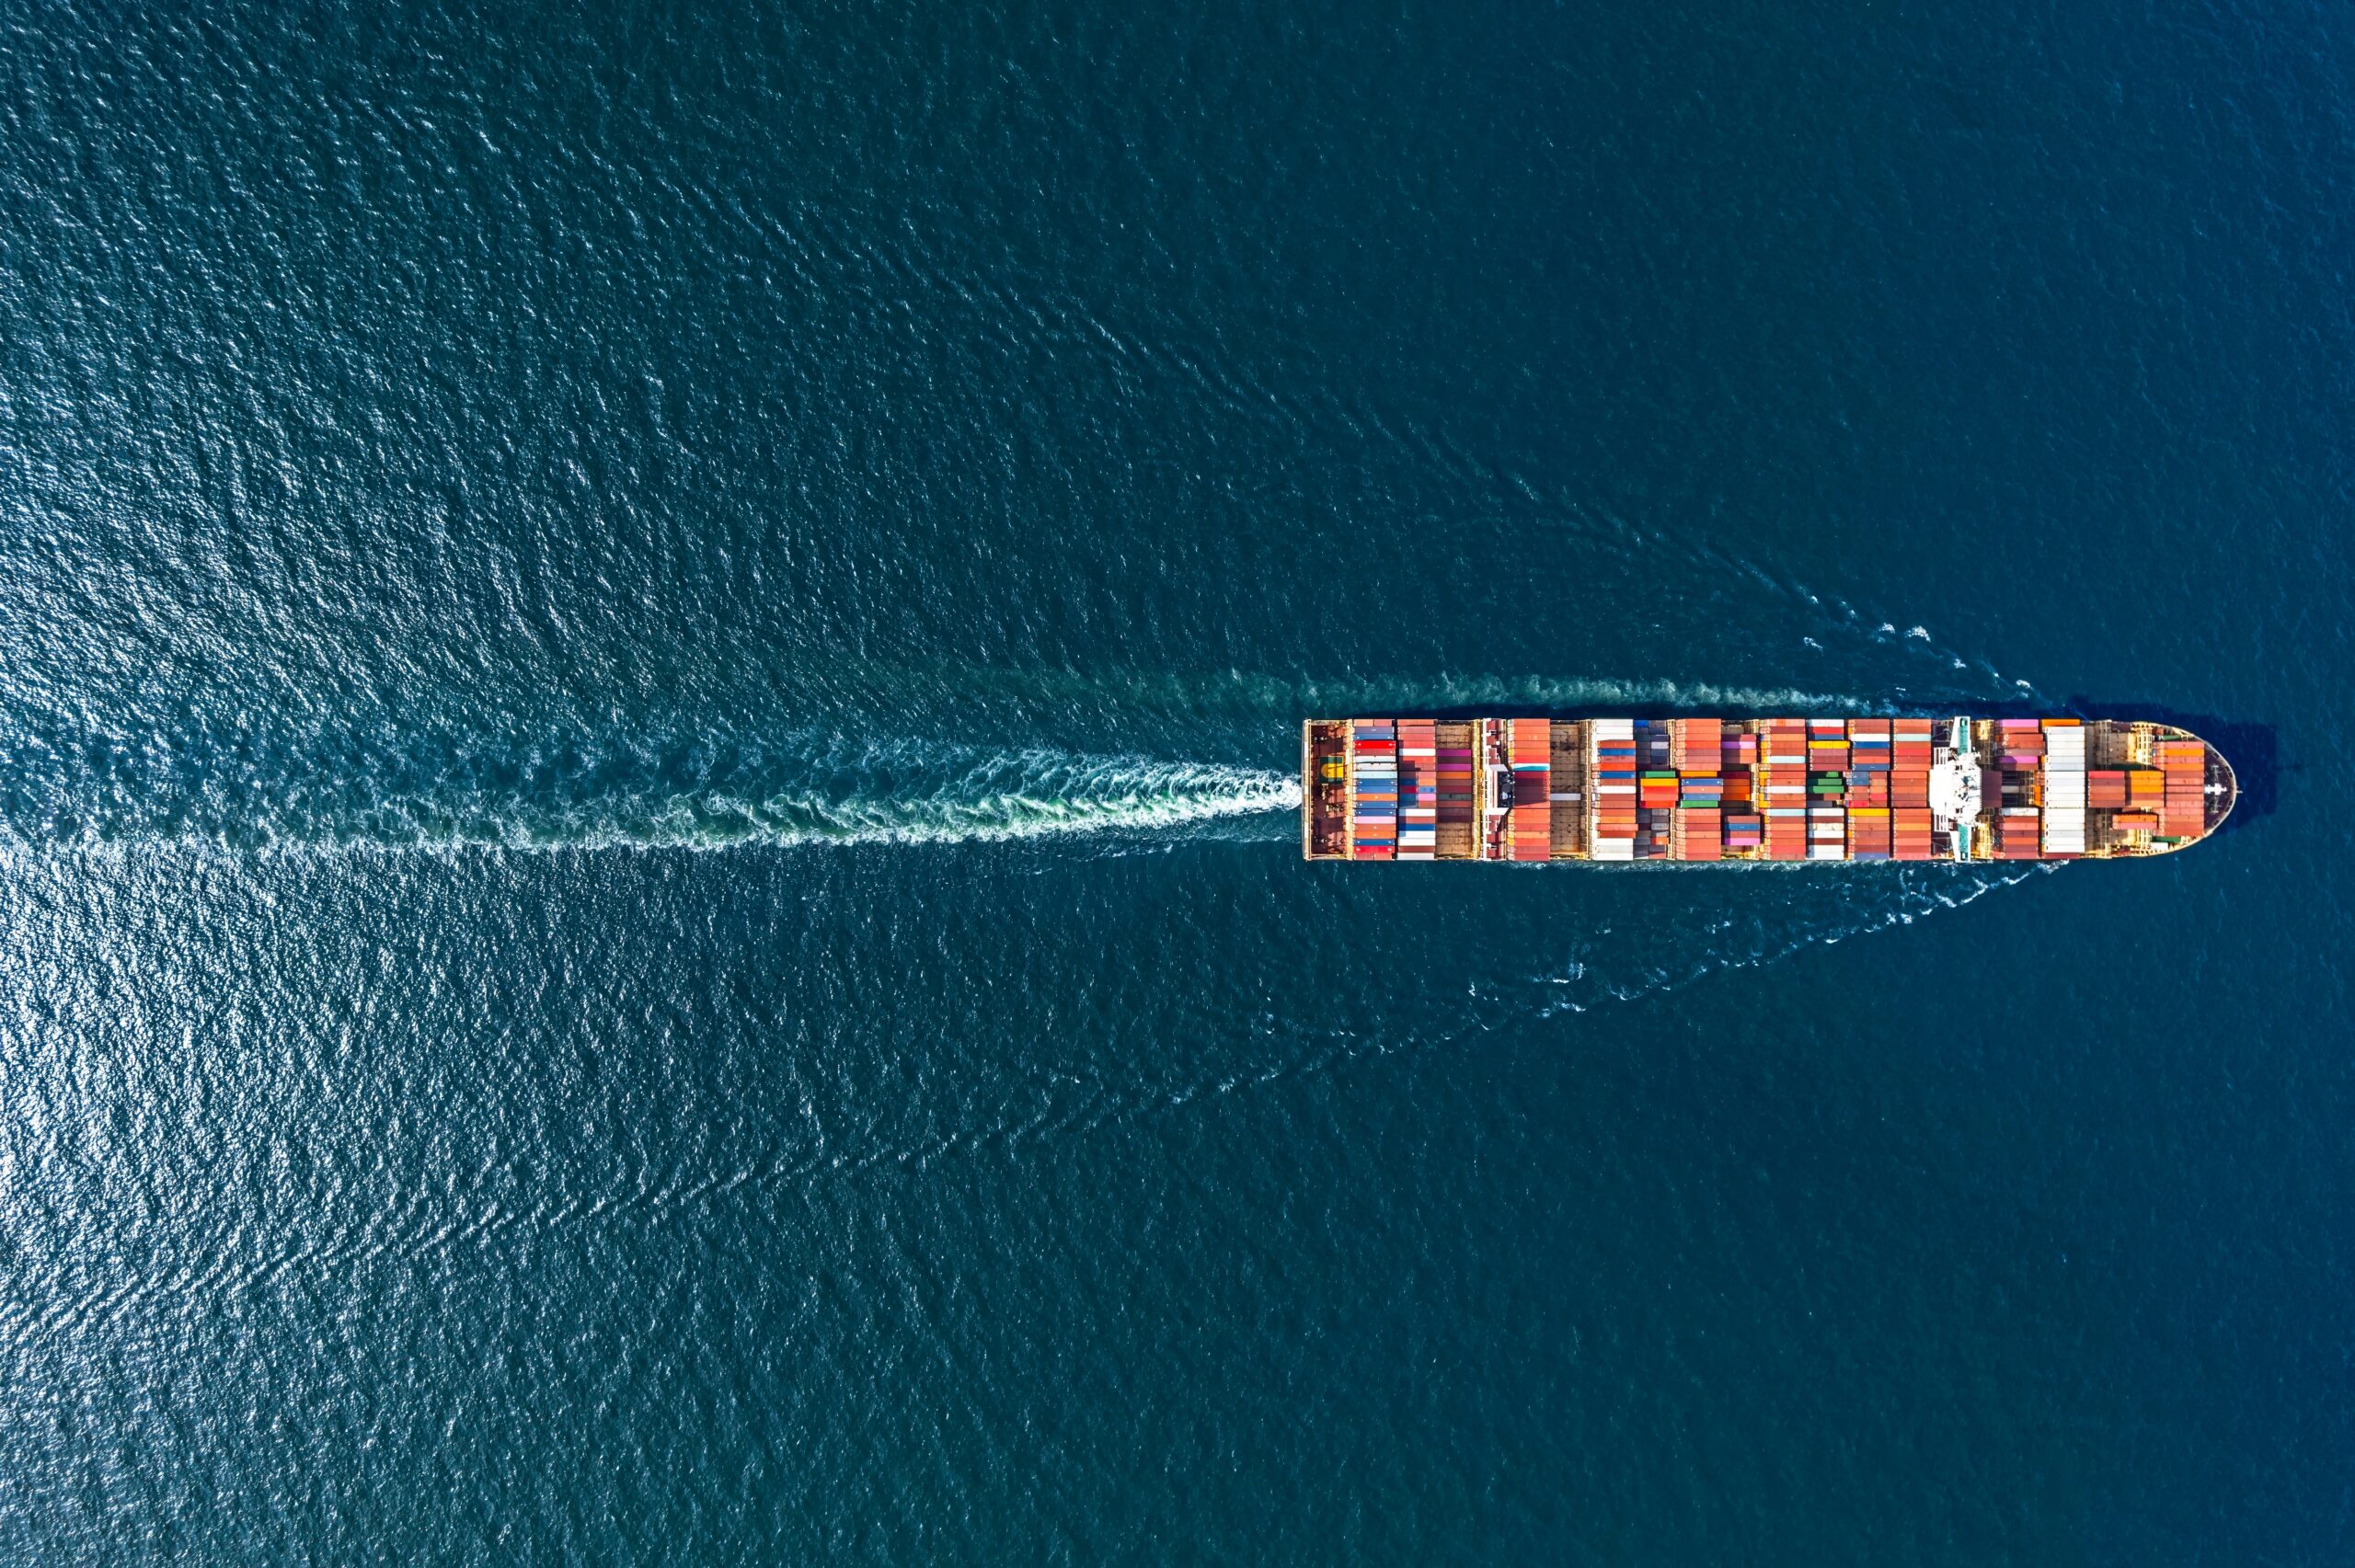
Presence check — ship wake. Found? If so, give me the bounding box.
[0,727,1302,854]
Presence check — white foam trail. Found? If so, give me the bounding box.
[599,759,1304,852]
[0,737,1303,855]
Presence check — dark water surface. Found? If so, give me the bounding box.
[0,1,2348,1561]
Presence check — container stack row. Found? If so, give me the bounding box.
[1509,719,1552,861]
[2157,737,2207,839]
[1992,720,2044,860]
[1633,721,1674,858]
[1995,719,2045,769]
[2101,762,2164,847]
[1591,720,1637,861]
[1718,727,1761,853]
[1670,718,1723,861]
[1808,719,1847,860]
[1350,720,1396,860]
[1845,719,1892,860]
[1994,807,2041,858]
[2041,719,2086,857]
[1760,719,1809,860]
[1892,720,1936,861]
[1396,719,1439,860]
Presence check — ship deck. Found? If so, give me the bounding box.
[1302,715,2234,864]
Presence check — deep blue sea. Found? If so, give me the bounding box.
[0,1,2348,1561]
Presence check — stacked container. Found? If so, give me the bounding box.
[1396,719,1439,860]
[2040,719,2086,857]
[1995,807,2042,859]
[1718,725,1758,856]
[1808,720,1851,776]
[1510,718,1552,861]
[1992,719,2046,859]
[1808,806,1846,859]
[1890,719,1935,861]
[1845,719,1893,860]
[2158,737,2207,838]
[1671,718,1724,861]
[1761,719,1809,860]
[1846,720,1892,801]
[1678,809,1724,860]
[1677,775,1727,808]
[1670,718,1719,771]
[2087,770,2130,809]
[1591,719,1637,860]
[1634,722,1673,858]
[1891,813,1935,859]
[1805,719,1847,859]
[1350,720,1396,860]
[1996,719,2046,771]
[1845,811,1890,859]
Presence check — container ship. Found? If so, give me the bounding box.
[1301,717,2234,863]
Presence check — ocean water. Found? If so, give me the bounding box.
[0,0,2348,1561]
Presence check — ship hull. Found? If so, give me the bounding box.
[1303,716,2234,863]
